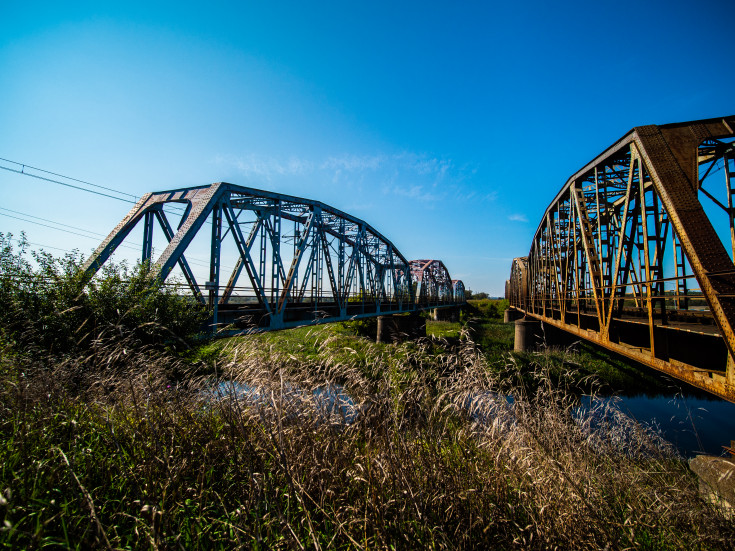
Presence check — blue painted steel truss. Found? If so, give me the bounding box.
[83,183,464,331]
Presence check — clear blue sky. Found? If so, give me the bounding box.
[1,0,733,295]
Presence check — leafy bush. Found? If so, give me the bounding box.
[0,232,207,356]
[467,298,509,319]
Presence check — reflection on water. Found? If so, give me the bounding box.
[209,374,734,458]
[210,380,360,424]
[594,391,735,458]
[576,343,735,458]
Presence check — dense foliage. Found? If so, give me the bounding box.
[0,240,732,549]
[0,232,207,357]
[466,298,509,319]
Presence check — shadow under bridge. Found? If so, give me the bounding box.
[83,183,465,331]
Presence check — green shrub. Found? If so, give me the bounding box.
[0,232,207,356]
[467,298,509,319]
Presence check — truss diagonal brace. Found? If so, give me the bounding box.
[222,203,272,313]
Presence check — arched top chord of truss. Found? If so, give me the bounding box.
[410,259,460,307]
[507,115,735,401]
[82,182,415,330]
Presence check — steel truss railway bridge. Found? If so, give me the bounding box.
[507,116,735,402]
[82,183,465,332]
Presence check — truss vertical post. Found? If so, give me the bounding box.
[142,210,154,264]
[338,218,345,300]
[259,219,267,305]
[292,220,300,299]
[725,151,735,261]
[672,231,689,310]
[209,201,222,329]
[271,201,281,308]
[572,194,581,327]
[650,189,668,326]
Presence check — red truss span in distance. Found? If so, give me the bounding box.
[409,259,461,307]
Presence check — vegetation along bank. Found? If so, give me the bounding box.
[1,234,733,549]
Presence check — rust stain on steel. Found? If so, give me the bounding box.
[507,116,735,402]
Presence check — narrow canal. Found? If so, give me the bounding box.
[595,384,735,458]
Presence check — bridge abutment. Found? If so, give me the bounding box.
[689,455,735,513]
[377,313,426,343]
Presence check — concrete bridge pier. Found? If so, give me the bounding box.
[377,313,426,343]
[514,316,542,352]
[432,307,460,322]
[504,308,523,323]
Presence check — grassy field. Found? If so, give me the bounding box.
[3,237,733,549]
[2,299,734,549]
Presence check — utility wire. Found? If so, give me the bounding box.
[0,156,203,222]
[0,212,113,242]
[0,157,138,201]
[0,164,135,204]
[0,157,236,272]
[0,207,111,239]
[0,208,233,272]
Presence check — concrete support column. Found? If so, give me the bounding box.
[432,307,460,322]
[376,315,386,344]
[514,316,541,352]
[377,313,426,343]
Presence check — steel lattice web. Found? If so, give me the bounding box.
[507,116,735,402]
[83,183,464,331]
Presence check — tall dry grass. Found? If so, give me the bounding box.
[1,328,732,549]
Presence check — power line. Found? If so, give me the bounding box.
[0,157,138,201]
[0,157,235,271]
[0,212,111,243]
[0,207,110,239]
[0,208,234,272]
[0,156,201,222]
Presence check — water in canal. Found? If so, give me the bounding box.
[589,370,735,458]
[209,364,734,458]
